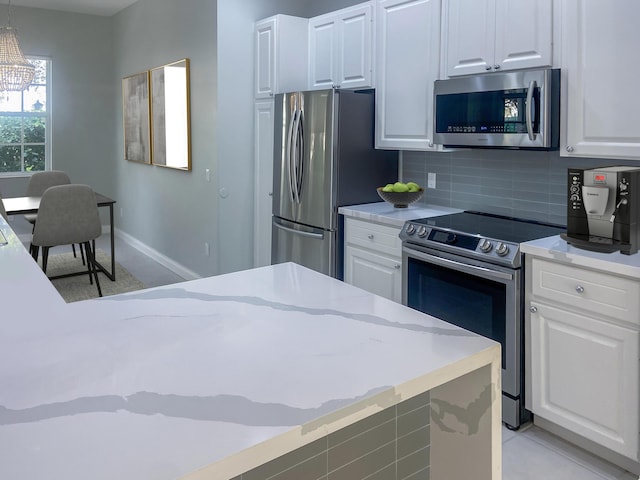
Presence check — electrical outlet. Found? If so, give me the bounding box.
[204,242,210,257]
[428,172,436,189]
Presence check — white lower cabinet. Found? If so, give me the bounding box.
[344,217,402,302]
[527,257,640,461]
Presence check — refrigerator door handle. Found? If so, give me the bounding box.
[291,109,303,204]
[286,108,297,205]
[273,219,324,240]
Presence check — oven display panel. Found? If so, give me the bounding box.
[428,230,480,251]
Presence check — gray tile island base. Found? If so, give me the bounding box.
[0,217,501,480]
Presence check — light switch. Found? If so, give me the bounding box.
[428,172,436,189]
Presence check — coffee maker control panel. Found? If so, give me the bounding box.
[569,173,583,210]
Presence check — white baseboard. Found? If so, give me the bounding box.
[114,228,201,281]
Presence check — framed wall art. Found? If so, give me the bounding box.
[150,58,191,170]
[122,71,151,164]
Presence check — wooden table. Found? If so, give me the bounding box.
[3,192,117,281]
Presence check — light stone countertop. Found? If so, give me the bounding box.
[339,202,462,228]
[521,235,640,279]
[0,216,499,480]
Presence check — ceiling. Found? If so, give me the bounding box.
[2,0,138,16]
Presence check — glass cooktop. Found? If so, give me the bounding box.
[411,211,566,244]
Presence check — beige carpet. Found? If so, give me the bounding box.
[39,248,147,303]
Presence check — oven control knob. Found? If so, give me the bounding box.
[479,238,493,253]
[495,242,510,256]
[405,224,416,235]
[417,226,428,238]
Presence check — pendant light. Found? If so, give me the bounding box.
[0,0,35,91]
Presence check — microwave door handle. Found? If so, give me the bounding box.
[526,80,537,141]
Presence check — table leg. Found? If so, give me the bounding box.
[92,203,116,281]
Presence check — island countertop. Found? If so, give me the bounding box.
[0,216,500,480]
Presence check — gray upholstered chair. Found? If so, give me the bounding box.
[31,184,103,297]
[25,170,83,261]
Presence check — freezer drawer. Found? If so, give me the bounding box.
[271,217,336,277]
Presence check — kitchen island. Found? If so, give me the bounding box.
[0,216,501,480]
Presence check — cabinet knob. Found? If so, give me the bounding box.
[566,146,574,153]
[394,264,401,270]
[494,65,501,70]
[428,141,434,148]
[529,306,537,313]
[368,234,374,240]
[575,285,585,294]
[485,66,492,71]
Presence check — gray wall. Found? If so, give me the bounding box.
[0,6,114,199]
[402,149,640,226]
[112,0,217,276]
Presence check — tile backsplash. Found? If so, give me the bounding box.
[402,149,639,226]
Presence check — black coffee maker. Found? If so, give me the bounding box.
[561,166,640,255]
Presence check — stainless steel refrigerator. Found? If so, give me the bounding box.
[271,89,398,279]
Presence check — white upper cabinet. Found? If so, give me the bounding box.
[444,0,553,77]
[254,15,309,98]
[560,0,640,160]
[375,0,441,150]
[308,2,374,90]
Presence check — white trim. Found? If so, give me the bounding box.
[114,228,201,281]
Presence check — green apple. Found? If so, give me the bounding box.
[407,181,420,192]
[392,182,409,193]
[382,183,394,192]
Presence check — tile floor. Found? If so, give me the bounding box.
[503,424,637,480]
[8,216,639,480]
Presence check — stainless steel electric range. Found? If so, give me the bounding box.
[400,211,565,429]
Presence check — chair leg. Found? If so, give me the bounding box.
[42,247,49,274]
[31,244,39,262]
[79,243,86,267]
[72,243,77,258]
[85,241,102,297]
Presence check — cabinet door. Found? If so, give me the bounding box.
[494,0,552,71]
[253,99,275,267]
[445,0,496,77]
[345,245,402,302]
[376,0,441,150]
[530,301,639,459]
[309,15,338,90]
[560,0,640,159]
[255,18,276,98]
[337,3,374,90]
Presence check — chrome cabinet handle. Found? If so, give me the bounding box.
[394,264,401,270]
[367,234,374,240]
[485,66,492,71]
[529,306,537,313]
[494,64,501,70]
[566,146,574,153]
[575,285,585,294]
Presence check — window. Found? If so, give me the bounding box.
[0,57,50,174]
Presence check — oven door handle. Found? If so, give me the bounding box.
[403,247,514,282]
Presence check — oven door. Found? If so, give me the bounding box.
[402,244,521,398]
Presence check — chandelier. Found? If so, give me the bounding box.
[0,1,35,91]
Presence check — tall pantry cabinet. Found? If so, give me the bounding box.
[253,15,308,267]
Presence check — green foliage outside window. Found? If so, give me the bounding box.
[0,58,49,174]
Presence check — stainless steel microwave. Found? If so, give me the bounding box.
[433,68,560,149]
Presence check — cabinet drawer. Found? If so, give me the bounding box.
[530,258,640,326]
[344,217,402,257]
